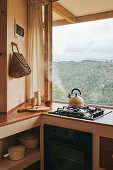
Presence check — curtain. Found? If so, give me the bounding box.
[26,0,43,99]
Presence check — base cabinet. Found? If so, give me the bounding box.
[0,126,40,170]
[100,137,113,170]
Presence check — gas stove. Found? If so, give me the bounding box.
[49,106,112,120]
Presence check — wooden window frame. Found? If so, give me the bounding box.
[53,10,113,27]
[51,5,113,108]
[44,2,52,104]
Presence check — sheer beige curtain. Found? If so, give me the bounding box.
[26,0,43,99]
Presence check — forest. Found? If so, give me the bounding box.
[52,60,113,106]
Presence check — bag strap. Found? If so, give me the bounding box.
[11,42,19,53]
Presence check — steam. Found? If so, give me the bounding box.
[52,64,67,95]
[42,59,68,101]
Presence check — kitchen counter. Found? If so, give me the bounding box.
[42,108,113,127]
[0,103,113,170]
[41,114,113,170]
[50,102,113,127]
[0,105,43,128]
[0,110,42,128]
[41,107,113,170]
[0,102,113,128]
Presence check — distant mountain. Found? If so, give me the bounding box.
[52,60,113,106]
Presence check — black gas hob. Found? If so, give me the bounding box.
[49,106,112,120]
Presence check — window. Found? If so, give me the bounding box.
[52,18,113,106]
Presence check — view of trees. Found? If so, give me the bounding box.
[52,60,113,106]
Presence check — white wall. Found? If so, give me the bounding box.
[7,0,27,111]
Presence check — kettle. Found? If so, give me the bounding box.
[68,88,84,107]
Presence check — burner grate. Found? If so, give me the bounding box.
[49,106,112,120]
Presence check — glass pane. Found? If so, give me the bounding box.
[47,143,84,170]
[52,18,113,106]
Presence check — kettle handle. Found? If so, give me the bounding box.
[71,88,81,95]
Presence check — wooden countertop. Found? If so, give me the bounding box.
[0,103,113,128]
[0,105,43,127]
[42,110,113,127]
[0,103,112,170]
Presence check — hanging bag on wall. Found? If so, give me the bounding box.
[9,42,31,78]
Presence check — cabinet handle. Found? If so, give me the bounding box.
[0,53,2,56]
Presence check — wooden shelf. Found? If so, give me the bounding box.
[0,148,40,170]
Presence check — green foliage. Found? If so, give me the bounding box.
[52,60,113,106]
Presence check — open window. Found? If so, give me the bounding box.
[52,0,113,107]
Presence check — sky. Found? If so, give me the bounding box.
[52,18,113,62]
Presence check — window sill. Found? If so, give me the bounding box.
[52,101,113,109]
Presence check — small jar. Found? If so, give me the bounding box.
[34,91,41,106]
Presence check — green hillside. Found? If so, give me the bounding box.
[52,60,113,106]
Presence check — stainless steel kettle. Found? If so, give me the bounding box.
[68,88,84,107]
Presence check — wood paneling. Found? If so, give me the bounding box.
[44,5,49,102]
[48,3,52,101]
[44,3,52,102]
[52,2,76,24]
[52,19,70,26]
[53,10,113,26]
[77,10,113,23]
[0,0,7,113]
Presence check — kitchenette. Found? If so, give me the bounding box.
[1,0,113,170]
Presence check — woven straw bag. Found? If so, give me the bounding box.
[9,43,31,78]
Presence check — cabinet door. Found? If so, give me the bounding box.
[100,137,113,170]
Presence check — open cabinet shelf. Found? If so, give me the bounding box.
[0,148,40,170]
